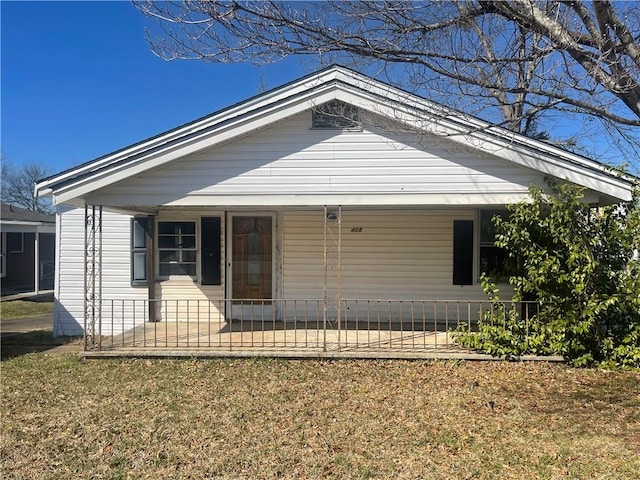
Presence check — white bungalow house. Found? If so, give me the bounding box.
[35,66,635,354]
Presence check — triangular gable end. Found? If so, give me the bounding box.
[82,106,566,208]
[35,66,635,206]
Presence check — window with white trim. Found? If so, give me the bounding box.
[158,221,197,277]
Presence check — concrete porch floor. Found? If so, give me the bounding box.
[84,320,564,361]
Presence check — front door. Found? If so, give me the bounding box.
[231,216,273,303]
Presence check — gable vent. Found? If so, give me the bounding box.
[312,100,360,129]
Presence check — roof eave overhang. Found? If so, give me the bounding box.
[0,220,55,226]
[35,67,354,197]
[35,66,636,205]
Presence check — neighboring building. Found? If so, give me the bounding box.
[35,66,636,350]
[1,203,55,296]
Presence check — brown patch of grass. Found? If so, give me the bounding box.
[1,356,639,479]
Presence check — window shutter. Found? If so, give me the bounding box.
[453,220,474,286]
[201,217,222,285]
[131,217,149,286]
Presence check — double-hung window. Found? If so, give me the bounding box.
[479,209,514,283]
[158,221,197,277]
[131,217,222,285]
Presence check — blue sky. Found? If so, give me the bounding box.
[1,1,307,175]
[2,1,637,177]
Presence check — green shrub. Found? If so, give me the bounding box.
[455,274,562,359]
[456,180,640,368]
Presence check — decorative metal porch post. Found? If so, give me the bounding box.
[323,205,342,351]
[83,205,103,350]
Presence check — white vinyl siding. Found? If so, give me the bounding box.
[53,207,148,336]
[282,209,489,301]
[154,282,225,323]
[41,67,633,206]
[87,112,545,207]
[55,206,511,330]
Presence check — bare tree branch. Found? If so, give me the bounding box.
[133,0,640,171]
[1,160,54,214]
[485,0,640,118]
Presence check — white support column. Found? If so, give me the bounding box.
[34,228,40,295]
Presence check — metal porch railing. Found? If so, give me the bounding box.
[85,298,541,355]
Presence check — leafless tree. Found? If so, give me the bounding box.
[1,160,54,214]
[135,0,640,171]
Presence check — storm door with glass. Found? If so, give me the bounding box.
[230,216,273,303]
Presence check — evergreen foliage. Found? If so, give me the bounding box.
[456,181,640,368]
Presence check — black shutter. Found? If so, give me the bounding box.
[453,220,474,285]
[131,217,149,286]
[201,217,222,285]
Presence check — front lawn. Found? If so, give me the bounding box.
[1,356,638,479]
[1,299,54,320]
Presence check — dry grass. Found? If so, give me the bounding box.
[1,355,639,479]
[0,299,54,320]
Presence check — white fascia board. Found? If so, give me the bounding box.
[40,65,634,204]
[52,196,86,209]
[332,87,634,201]
[52,86,344,204]
[0,220,52,226]
[35,68,349,195]
[1,223,56,234]
[37,187,53,198]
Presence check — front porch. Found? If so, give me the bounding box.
[82,298,556,360]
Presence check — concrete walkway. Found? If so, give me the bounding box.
[0,291,54,302]
[1,314,53,334]
[0,314,82,356]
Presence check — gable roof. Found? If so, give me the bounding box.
[36,65,636,205]
[1,203,55,224]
